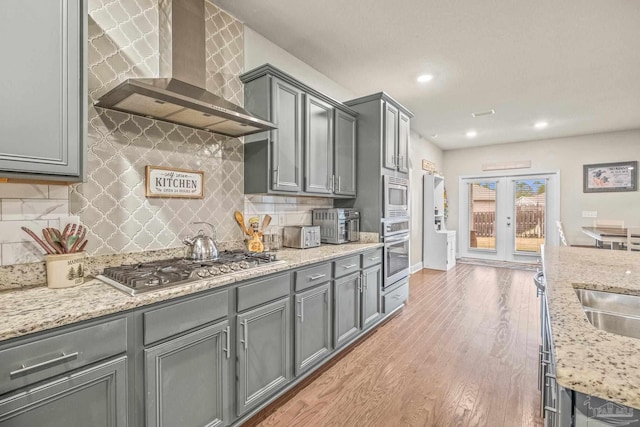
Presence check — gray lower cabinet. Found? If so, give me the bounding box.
[0,0,86,181]
[0,356,127,426]
[236,297,291,416]
[333,110,357,196]
[294,283,332,375]
[361,265,382,329]
[144,321,230,427]
[305,95,333,194]
[334,272,362,348]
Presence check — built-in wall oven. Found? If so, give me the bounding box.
[383,175,409,218]
[382,217,410,289]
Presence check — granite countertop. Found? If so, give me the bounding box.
[0,243,382,343]
[543,246,640,409]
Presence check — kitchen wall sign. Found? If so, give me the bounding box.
[583,161,638,193]
[145,166,205,199]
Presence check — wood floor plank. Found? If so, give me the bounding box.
[244,263,544,427]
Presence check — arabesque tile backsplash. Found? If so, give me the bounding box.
[0,0,333,268]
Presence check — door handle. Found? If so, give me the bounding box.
[297,298,304,322]
[10,352,79,378]
[223,325,230,359]
[309,274,326,281]
[338,176,341,192]
[343,264,358,269]
[241,319,249,351]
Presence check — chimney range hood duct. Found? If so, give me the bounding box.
[95,0,275,138]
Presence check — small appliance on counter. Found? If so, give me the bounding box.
[312,208,360,244]
[282,225,321,249]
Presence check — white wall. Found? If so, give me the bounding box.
[409,131,443,269]
[443,129,640,247]
[244,27,355,101]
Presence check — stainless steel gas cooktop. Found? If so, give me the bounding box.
[97,250,285,296]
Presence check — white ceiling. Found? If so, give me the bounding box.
[212,0,640,150]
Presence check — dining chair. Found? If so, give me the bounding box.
[555,220,568,246]
[627,227,640,252]
[593,219,624,249]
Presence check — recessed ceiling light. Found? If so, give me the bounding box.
[534,121,548,129]
[417,74,434,83]
[431,133,438,138]
[471,109,495,118]
[466,130,477,138]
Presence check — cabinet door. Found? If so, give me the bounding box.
[295,283,332,376]
[0,356,127,426]
[305,95,333,194]
[382,102,399,171]
[0,0,84,179]
[362,265,382,329]
[145,321,230,427]
[334,272,361,348]
[333,110,357,196]
[397,112,410,174]
[237,298,291,416]
[271,78,303,192]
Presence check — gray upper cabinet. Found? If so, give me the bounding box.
[144,321,230,427]
[398,112,410,174]
[236,297,291,416]
[241,64,358,198]
[295,282,332,376]
[272,78,304,192]
[333,110,357,196]
[383,102,399,172]
[0,0,86,181]
[305,95,333,194]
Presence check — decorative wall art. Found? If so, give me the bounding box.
[583,161,638,193]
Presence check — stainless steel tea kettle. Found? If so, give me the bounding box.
[183,222,219,260]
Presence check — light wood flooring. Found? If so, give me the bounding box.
[245,263,544,427]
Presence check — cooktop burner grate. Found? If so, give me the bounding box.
[96,250,284,296]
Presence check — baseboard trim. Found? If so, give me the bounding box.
[410,262,423,274]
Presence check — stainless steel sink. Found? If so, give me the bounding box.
[574,289,640,339]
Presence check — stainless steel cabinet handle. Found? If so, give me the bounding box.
[368,256,380,261]
[272,167,280,186]
[398,155,404,168]
[343,264,357,269]
[392,294,402,300]
[223,326,230,359]
[338,176,341,192]
[309,274,326,281]
[298,298,304,322]
[241,319,249,351]
[10,352,79,378]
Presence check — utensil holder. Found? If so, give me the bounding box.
[45,252,86,289]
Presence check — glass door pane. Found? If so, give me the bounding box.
[513,178,547,254]
[468,181,498,251]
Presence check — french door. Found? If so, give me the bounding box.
[458,172,559,262]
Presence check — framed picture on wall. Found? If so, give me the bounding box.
[583,161,638,193]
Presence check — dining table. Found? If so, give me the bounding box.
[581,226,640,249]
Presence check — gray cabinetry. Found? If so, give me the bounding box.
[305,95,333,194]
[333,110,357,196]
[241,64,358,198]
[0,357,127,427]
[361,264,382,329]
[294,282,332,375]
[144,321,230,427]
[334,272,362,348]
[236,297,291,416]
[383,102,399,172]
[398,112,410,174]
[0,0,86,181]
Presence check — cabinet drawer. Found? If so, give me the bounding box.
[383,280,409,314]
[144,290,229,345]
[0,317,126,395]
[334,255,361,278]
[295,262,332,292]
[362,248,383,269]
[237,273,290,312]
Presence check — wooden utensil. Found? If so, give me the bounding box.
[42,228,63,254]
[21,227,54,254]
[234,211,249,236]
[261,214,272,232]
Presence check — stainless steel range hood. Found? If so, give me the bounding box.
[95,0,275,138]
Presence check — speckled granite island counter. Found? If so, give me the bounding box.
[0,243,382,343]
[543,246,640,409]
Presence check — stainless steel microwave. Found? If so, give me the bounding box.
[383,175,409,218]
